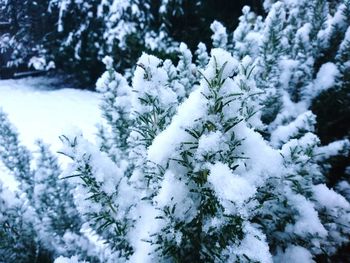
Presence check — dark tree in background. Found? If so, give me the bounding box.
[48,0,105,87]
[159,0,264,50]
[0,0,55,70]
[0,0,264,87]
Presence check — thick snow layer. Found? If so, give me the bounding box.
[274,245,315,263]
[313,184,350,210]
[309,63,339,100]
[155,170,195,222]
[54,256,82,263]
[226,223,272,263]
[286,193,327,237]
[208,162,256,208]
[0,77,102,188]
[315,139,350,160]
[148,87,206,166]
[270,111,316,147]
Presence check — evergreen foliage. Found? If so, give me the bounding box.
[0,0,55,70]
[0,180,38,262]
[0,109,101,262]
[1,0,350,262]
[0,0,264,86]
[59,45,350,261]
[0,108,33,200]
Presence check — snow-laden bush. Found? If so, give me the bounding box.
[1,0,349,261]
[210,0,350,122]
[60,46,350,262]
[0,179,37,262]
[0,109,101,262]
[210,0,350,204]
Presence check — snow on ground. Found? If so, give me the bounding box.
[0,77,102,189]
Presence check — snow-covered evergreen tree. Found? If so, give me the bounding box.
[59,51,187,261]
[47,0,180,84]
[34,140,100,261]
[145,50,271,262]
[215,0,349,127]
[256,124,350,260]
[47,0,105,84]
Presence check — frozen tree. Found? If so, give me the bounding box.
[199,0,348,179]
[146,49,350,262]
[47,0,180,84]
[34,140,99,261]
[59,51,183,261]
[258,1,286,81]
[145,50,271,262]
[282,0,330,102]
[47,0,105,84]
[94,46,200,166]
[218,0,349,128]
[255,126,350,260]
[60,122,135,261]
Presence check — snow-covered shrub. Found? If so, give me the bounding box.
[0,108,33,200]
[0,180,37,262]
[211,0,349,122]
[195,42,210,69]
[209,1,350,198]
[0,109,100,262]
[232,6,263,60]
[61,47,350,261]
[210,20,228,49]
[95,56,132,163]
